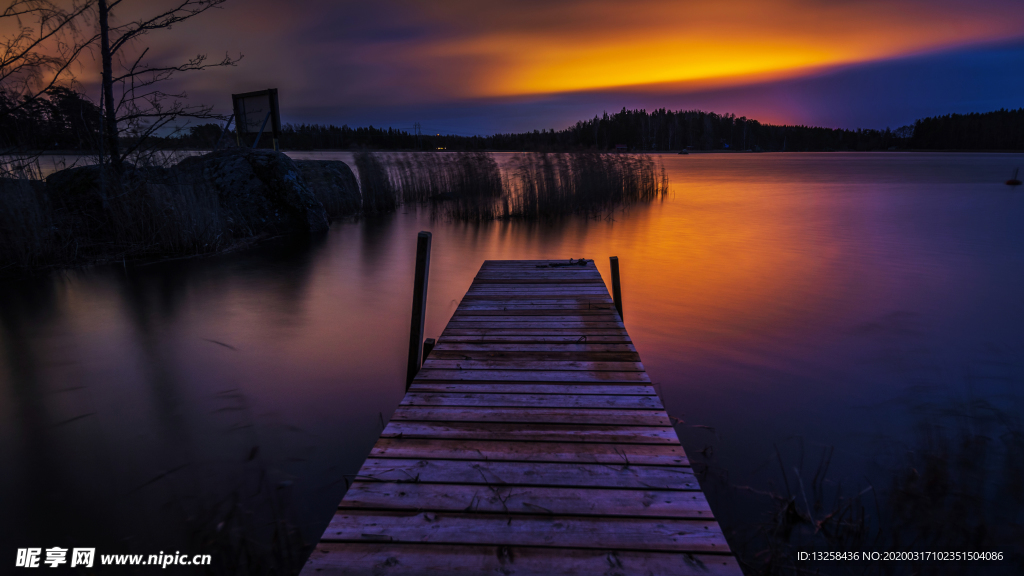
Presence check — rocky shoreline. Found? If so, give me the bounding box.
[0,149,361,274]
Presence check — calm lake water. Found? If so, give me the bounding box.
[2,152,1023,571]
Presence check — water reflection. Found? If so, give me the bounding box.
[1,152,1022,572]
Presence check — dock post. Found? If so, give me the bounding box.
[406,231,432,389]
[610,256,623,320]
[423,338,436,360]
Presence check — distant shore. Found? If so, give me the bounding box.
[9,147,1024,158]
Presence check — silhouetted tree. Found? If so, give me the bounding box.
[95,0,240,175]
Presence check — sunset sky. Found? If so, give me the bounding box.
[90,0,1024,134]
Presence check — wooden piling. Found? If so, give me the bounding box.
[406,231,431,389]
[610,255,623,320]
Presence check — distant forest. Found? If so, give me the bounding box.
[3,87,1023,153]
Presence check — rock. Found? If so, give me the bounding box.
[43,164,105,219]
[294,159,361,219]
[174,148,329,237]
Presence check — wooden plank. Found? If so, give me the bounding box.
[381,421,678,444]
[402,392,663,409]
[369,438,690,466]
[354,458,700,490]
[472,276,603,282]
[483,260,595,263]
[429,350,642,362]
[458,297,614,302]
[407,383,656,395]
[471,277,604,282]
[445,322,626,329]
[459,296,614,302]
[452,305,610,309]
[471,277,603,280]
[321,510,730,552]
[441,329,628,335]
[341,482,713,519]
[391,405,669,426]
[437,335,632,343]
[432,342,637,352]
[413,369,651,382]
[421,359,644,371]
[303,544,742,576]
[451,313,621,320]
[466,288,611,293]
[466,286,611,291]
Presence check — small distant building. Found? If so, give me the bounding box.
[615,144,628,152]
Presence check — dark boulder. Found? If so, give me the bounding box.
[293,159,361,219]
[175,148,330,237]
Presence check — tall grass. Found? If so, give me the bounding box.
[0,162,226,273]
[353,150,397,215]
[389,152,504,221]
[364,150,668,221]
[501,152,667,219]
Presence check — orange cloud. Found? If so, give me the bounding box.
[407,0,1024,98]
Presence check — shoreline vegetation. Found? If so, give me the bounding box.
[0,149,667,275]
[5,88,1024,156]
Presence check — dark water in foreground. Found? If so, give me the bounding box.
[2,152,1023,572]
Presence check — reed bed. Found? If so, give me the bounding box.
[500,152,668,219]
[353,150,397,215]
[368,151,668,221]
[0,165,225,272]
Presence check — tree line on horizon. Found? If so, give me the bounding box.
[5,88,1024,154]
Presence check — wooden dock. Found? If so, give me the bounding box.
[302,259,741,575]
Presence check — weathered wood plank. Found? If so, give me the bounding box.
[402,392,663,409]
[437,335,633,343]
[472,276,603,282]
[432,342,637,352]
[445,322,626,330]
[369,438,690,466]
[470,284,606,288]
[381,421,678,444]
[321,510,730,552]
[414,369,651,382]
[430,351,641,362]
[471,279,603,283]
[421,359,644,371]
[354,458,700,490]
[456,304,616,311]
[407,383,656,395]
[392,405,669,426]
[482,260,598,265]
[460,296,615,302]
[303,544,742,576]
[466,286,610,291]
[455,306,615,311]
[453,312,618,319]
[441,329,629,336]
[341,482,713,518]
